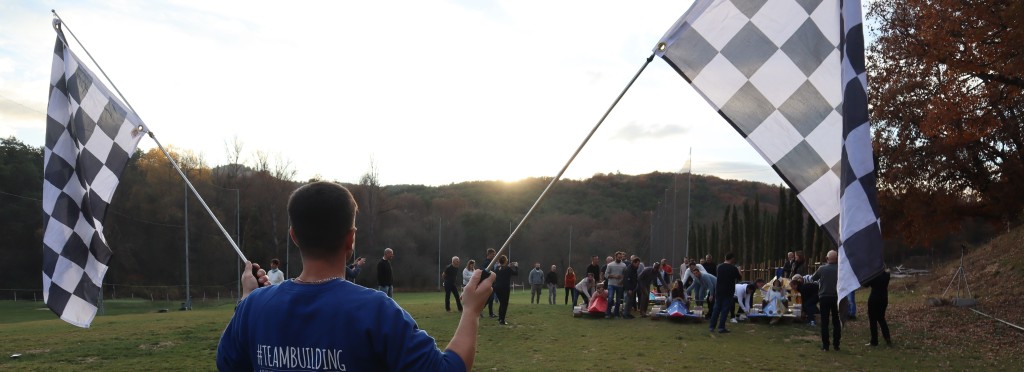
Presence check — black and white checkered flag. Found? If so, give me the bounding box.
[655,0,882,298]
[43,29,147,328]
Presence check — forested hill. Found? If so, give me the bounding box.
[2,136,823,294]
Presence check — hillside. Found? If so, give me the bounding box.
[889,225,1024,359]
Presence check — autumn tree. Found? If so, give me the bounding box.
[868,0,1024,246]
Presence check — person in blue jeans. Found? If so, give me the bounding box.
[482,248,498,318]
[709,252,741,333]
[603,251,627,318]
[846,291,857,320]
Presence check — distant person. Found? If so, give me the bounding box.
[638,261,662,317]
[588,283,608,314]
[483,248,498,318]
[564,267,576,305]
[622,257,640,319]
[575,273,596,306]
[681,261,706,299]
[604,252,627,319]
[762,280,789,324]
[846,291,858,321]
[586,256,601,288]
[703,254,717,277]
[546,265,559,305]
[659,259,673,293]
[493,256,518,325]
[792,251,806,276]
[782,251,796,278]
[442,256,463,313]
[266,258,285,285]
[709,252,740,333]
[669,280,686,302]
[731,279,766,323]
[812,250,841,351]
[463,260,476,292]
[866,270,892,346]
[601,256,613,286]
[217,181,495,370]
[686,262,717,313]
[377,248,395,297]
[790,274,819,326]
[346,256,366,282]
[529,263,544,304]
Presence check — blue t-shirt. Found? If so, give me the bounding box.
[217,280,465,371]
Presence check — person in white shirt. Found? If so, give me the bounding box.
[266,258,285,285]
[462,260,476,291]
[574,273,596,306]
[731,279,765,322]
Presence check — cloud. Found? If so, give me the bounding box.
[698,160,784,185]
[612,121,687,142]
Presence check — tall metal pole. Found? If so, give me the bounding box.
[569,225,573,268]
[184,184,191,310]
[235,189,241,299]
[286,217,291,279]
[649,213,655,262]
[438,217,442,291]
[672,175,678,267]
[684,148,693,260]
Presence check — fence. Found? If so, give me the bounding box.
[1,282,242,303]
[739,259,820,281]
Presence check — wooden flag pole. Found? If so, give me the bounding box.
[483,53,656,276]
[52,11,248,263]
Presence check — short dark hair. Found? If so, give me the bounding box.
[287,182,358,259]
[725,252,736,261]
[270,258,280,265]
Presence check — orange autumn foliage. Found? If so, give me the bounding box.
[868,0,1023,247]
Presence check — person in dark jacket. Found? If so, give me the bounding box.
[790,275,819,325]
[709,253,740,333]
[546,265,559,305]
[782,251,795,278]
[812,250,840,351]
[493,255,519,325]
[622,258,640,319]
[377,248,394,297]
[637,264,661,317]
[703,254,717,276]
[866,271,892,346]
[792,250,807,276]
[442,256,463,312]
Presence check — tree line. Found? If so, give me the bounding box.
[3,136,823,297]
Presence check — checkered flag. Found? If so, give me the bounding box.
[654,0,882,297]
[43,29,147,328]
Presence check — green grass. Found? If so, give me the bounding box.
[0,289,1018,371]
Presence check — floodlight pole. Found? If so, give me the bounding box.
[184,184,191,310]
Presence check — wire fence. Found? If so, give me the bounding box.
[1,283,242,303]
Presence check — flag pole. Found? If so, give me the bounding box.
[51,11,247,263]
[484,53,656,275]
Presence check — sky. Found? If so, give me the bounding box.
[0,0,788,186]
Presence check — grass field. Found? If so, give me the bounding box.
[0,284,1018,371]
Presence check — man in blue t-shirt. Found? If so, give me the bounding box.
[218,182,495,371]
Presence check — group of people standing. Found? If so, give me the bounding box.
[680,250,891,351]
[436,247,892,352]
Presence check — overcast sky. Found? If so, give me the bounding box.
[0,0,787,186]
